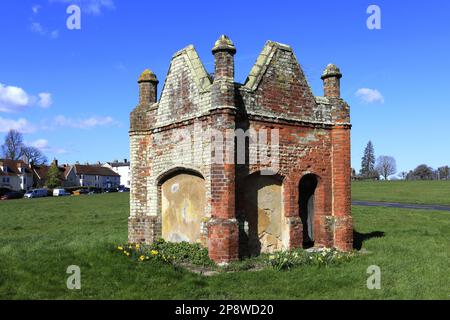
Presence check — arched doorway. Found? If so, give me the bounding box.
[299,174,318,248]
[159,170,205,243]
[241,173,284,256]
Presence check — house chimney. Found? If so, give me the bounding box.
[211,35,236,110]
[321,64,342,98]
[138,69,158,105]
[212,35,236,81]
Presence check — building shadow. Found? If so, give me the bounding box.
[353,230,385,250]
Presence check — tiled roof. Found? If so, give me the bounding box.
[0,159,32,175]
[73,164,120,177]
[33,165,66,180]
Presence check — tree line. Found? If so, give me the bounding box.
[354,141,449,181]
[1,130,48,165]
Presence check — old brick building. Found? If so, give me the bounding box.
[129,35,352,264]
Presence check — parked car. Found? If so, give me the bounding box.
[104,188,118,193]
[24,189,48,199]
[1,191,24,200]
[118,187,130,193]
[53,188,71,197]
[73,189,89,196]
[0,188,12,197]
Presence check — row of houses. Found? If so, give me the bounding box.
[0,158,131,192]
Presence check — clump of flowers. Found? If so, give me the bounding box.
[268,247,354,270]
[115,239,213,267]
[268,250,309,271]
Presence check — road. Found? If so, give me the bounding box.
[352,201,450,212]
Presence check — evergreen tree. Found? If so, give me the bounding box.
[360,141,376,177]
[46,162,61,188]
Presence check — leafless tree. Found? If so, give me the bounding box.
[22,146,48,165]
[398,171,408,180]
[1,130,24,160]
[376,156,397,180]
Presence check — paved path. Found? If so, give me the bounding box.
[352,201,450,212]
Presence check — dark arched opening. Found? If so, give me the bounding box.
[299,174,318,248]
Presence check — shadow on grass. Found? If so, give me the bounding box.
[353,230,385,250]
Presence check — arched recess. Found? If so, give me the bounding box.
[299,173,319,248]
[241,172,285,256]
[158,168,206,243]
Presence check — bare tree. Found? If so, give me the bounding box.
[21,146,48,165]
[398,171,408,180]
[376,156,397,180]
[1,130,24,160]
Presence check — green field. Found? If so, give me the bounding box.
[0,192,449,299]
[352,180,450,205]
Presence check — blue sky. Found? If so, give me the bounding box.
[0,0,449,174]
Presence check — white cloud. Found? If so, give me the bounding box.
[355,88,385,104]
[0,83,53,112]
[30,22,45,34]
[54,148,68,154]
[38,93,53,108]
[29,138,68,155]
[32,5,41,14]
[53,115,117,129]
[0,117,36,133]
[30,139,50,149]
[0,83,31,113]
[30,22,59,39]
[51,0,115,15]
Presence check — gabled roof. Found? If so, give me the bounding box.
[0,159,32,175]
[243,41,295,91]
[32,165,66,180]
[161,45,212,95]
[73,164,120,177]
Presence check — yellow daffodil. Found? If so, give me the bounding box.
[136,244,140,249]
[151,250,158,255]
[139,255,145,261]
[117,246,123,251]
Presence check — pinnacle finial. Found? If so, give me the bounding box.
[321,64,342,80]
[138,69,158,83]
[212,34,236,54]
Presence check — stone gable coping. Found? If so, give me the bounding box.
[243,41,306,92]
[160,44,212,96]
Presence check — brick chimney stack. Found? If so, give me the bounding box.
[138,69,158,105]
[208,35,239,264]
[321,64,342,98]
[212,35,236,81]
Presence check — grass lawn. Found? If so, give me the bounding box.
[352,180,450,205]
[0,193,449,299]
